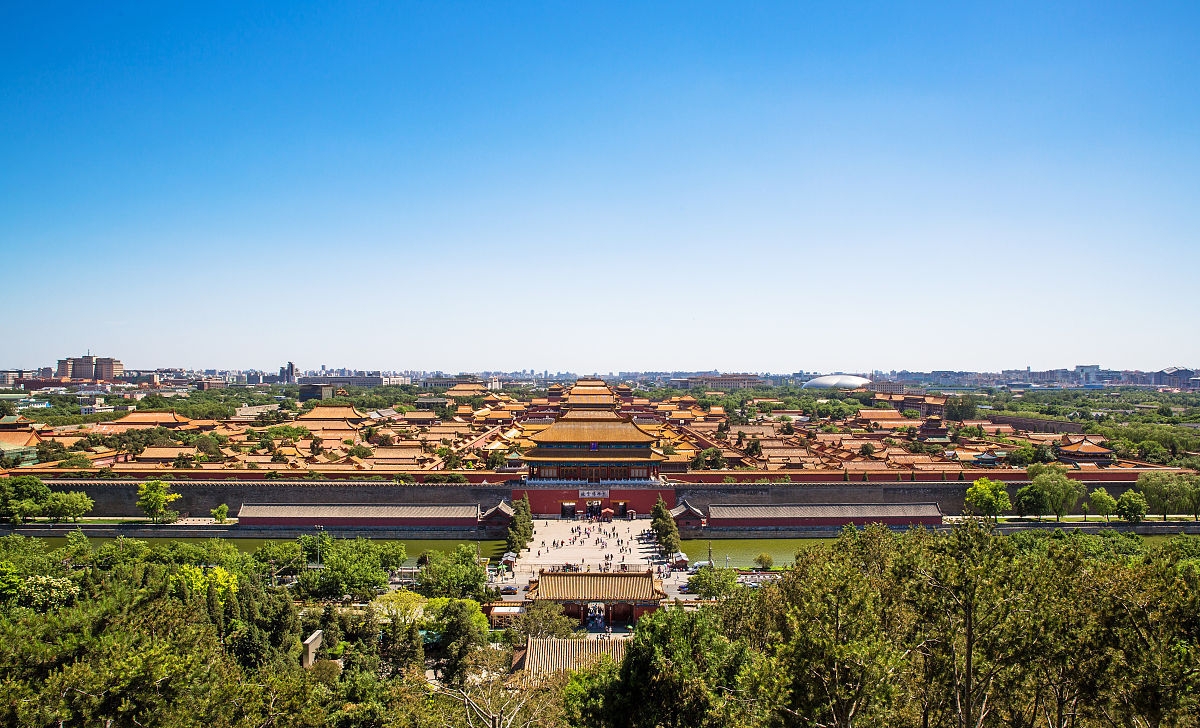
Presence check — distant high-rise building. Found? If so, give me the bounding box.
[95,357,123,380]
[56,354,119,380]
[279,361,297,384]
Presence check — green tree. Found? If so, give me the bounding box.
[211,503,229,524]
[687,566,740,599]
[41,491,94,523]
[1116,490,1148,524]
[417,544,489,601]
[0,475,50,524]
[753,552,774,570]
[902,519,1021,728]
[137,480,182,523]
[1179,474,1200,521]
[1032,470,1086,522]
[945,395,978,421]
[769,534,911,727]
[690,447,727,470]
[650,496,682,556]
[1136,471,1182,521]
[435,598,488,685]
[1014,484,1048,519]
[605,607,769,728]
[965,477,1011,522]
[512,600,579,641]
[347,443,374,459]
[1089,487,1117,523]
[486,449,506,469]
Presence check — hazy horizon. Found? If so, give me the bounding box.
[3,3,1197,373]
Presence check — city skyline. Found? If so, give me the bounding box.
[4,349,1197,382]
[3,3,1198,372]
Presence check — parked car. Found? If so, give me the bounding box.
[500,585,519,595]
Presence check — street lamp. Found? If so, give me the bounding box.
[315,524,325,567]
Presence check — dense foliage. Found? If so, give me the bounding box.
[3,524,1200,726]
[567,523,1200,728]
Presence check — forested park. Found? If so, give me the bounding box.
[2,519,1199,727]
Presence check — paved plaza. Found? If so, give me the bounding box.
[496,518,694,600]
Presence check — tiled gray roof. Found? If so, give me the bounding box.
[522,638,627,675]
[707,503,942,520]
[237,503,479,519]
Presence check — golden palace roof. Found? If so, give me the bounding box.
[529,415,657,444]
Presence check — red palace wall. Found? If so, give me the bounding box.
[514,488,676,517]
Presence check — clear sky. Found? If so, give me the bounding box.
[2,2,1197,375]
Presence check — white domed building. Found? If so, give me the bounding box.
[801,374,871,390]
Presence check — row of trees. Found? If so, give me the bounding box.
[965,468,1200,523]
[0,475,94,524]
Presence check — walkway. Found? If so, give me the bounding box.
[509,519,666,578]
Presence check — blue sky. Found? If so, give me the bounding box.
[2,2,1197,374]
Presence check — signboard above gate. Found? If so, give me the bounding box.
[579,489,609,498]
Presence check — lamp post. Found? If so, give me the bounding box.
[315,524,325,567]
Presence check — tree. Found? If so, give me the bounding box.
[41,491,94,523]
[753,552,774,570]
[512,600,579,641]
[346,444,373,459]
[211,503,229,524]
[1089,487,1117,523]
[687,566,740,599]
[945,395,978,421]
[194,434,221,458]
[417,544,490,601]
[435,598,488,685]
[1136,471,1182,521]
[1014,484,1048,520]
[0,475,50,524]
[1032,470,1086,522]
[35,440,68,463]
[650,496,682,556]
[690,447,726,470]
[1006,445,1035,467]
[137,479,182,524]
[902,409,921,419]
[965,477,1011,522]
[859,443,876,458]
[770,535,911,727]
[603,607,767,728]
[1179,474,1200,521]
[1116,490,1148,524]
